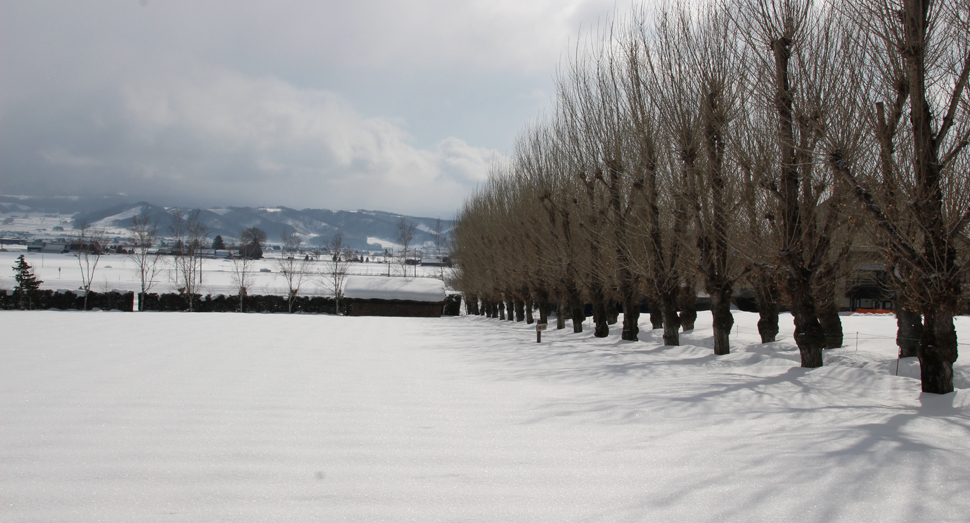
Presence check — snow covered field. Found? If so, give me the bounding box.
[2,309,970,522]
[0,251,448,299]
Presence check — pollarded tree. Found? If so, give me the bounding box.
[621,17,695,347]
[13,254,42,310]
[732,0,860,367]
[830,0,970,393]
[736,113,784,343]
[653,2,752,354]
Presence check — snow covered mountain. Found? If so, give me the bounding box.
[1,196,454,251]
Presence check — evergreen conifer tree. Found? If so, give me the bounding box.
[13,255,42,310]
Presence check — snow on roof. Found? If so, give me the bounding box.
[343,276,445,302]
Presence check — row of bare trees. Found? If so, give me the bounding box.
[127,211,356,313]
[452,0,970,393]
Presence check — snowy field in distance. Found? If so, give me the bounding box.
[0,251,450,299]
[2,309,970,522]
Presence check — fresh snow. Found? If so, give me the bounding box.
[0,251,448,299]
[2,310,970,522]
[343,275,445,302]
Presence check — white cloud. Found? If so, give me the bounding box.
[111,66,503,216]
[0,0,640,216]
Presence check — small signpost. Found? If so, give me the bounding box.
[536,322,548,343]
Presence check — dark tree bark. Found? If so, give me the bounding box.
[817,301,843,349]
[525,300,534,324]
[679,284,697,331]
[752,272,781,343]
[592,292,610,338]
[649,299,664,330]
[789,269,826,367]
[660,292,681,346]
[771,34,826,368]
[607,302,619,325]
[896,307,922,359]
[556,302,567,330]
[620,297,640,341]
[920,310,958,393]
[514,300,525,322]
[538,301,551,326]
[710,284,735,356]
[571,302,586,334]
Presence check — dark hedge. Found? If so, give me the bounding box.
[0,289,134,311]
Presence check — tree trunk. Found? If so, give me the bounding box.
[507,300,516,321]
[790,273,826,368]
[621,294,640,342]
[556,302,566,330]
[754,279,780,343]
[679,308,697,332]
[661,293,681,346]
[498,301,506,320]
[896,307,922,358]
[525,301,534,324]
[538,302,550,326]
[592,293,609,338]
[919,310,957,394]
[679,286,697,331]
[649,298,664,329]
[758,307,780,343]
[817,304,843,349]
[710,285,734,355]
[514,300,525,322]
[571,303,585,334]
[607,302,619,325]
[466,295,480,316]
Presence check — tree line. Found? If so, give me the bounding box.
[450,0,970,394]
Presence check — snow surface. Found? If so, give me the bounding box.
[0,251,449,299]
[343,275,446,302]
[2,310,970,522]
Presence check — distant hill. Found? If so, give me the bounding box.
[71,203,453,251]
[0,195,453,251]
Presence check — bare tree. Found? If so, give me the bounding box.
[830,0,970,393]
[277,231,314,313]
[188,211,209,294]
[73,221,107,310]
[323,233,351,314]
[396,217,417,278]
[169,208,208,311]
[128,213,164,311]
[432,218,448,281]
[731,0,859,367]
[229,244,255,312]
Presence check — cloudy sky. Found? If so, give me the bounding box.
[0,0,634,217]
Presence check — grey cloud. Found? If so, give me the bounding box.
[1,0,635,216]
